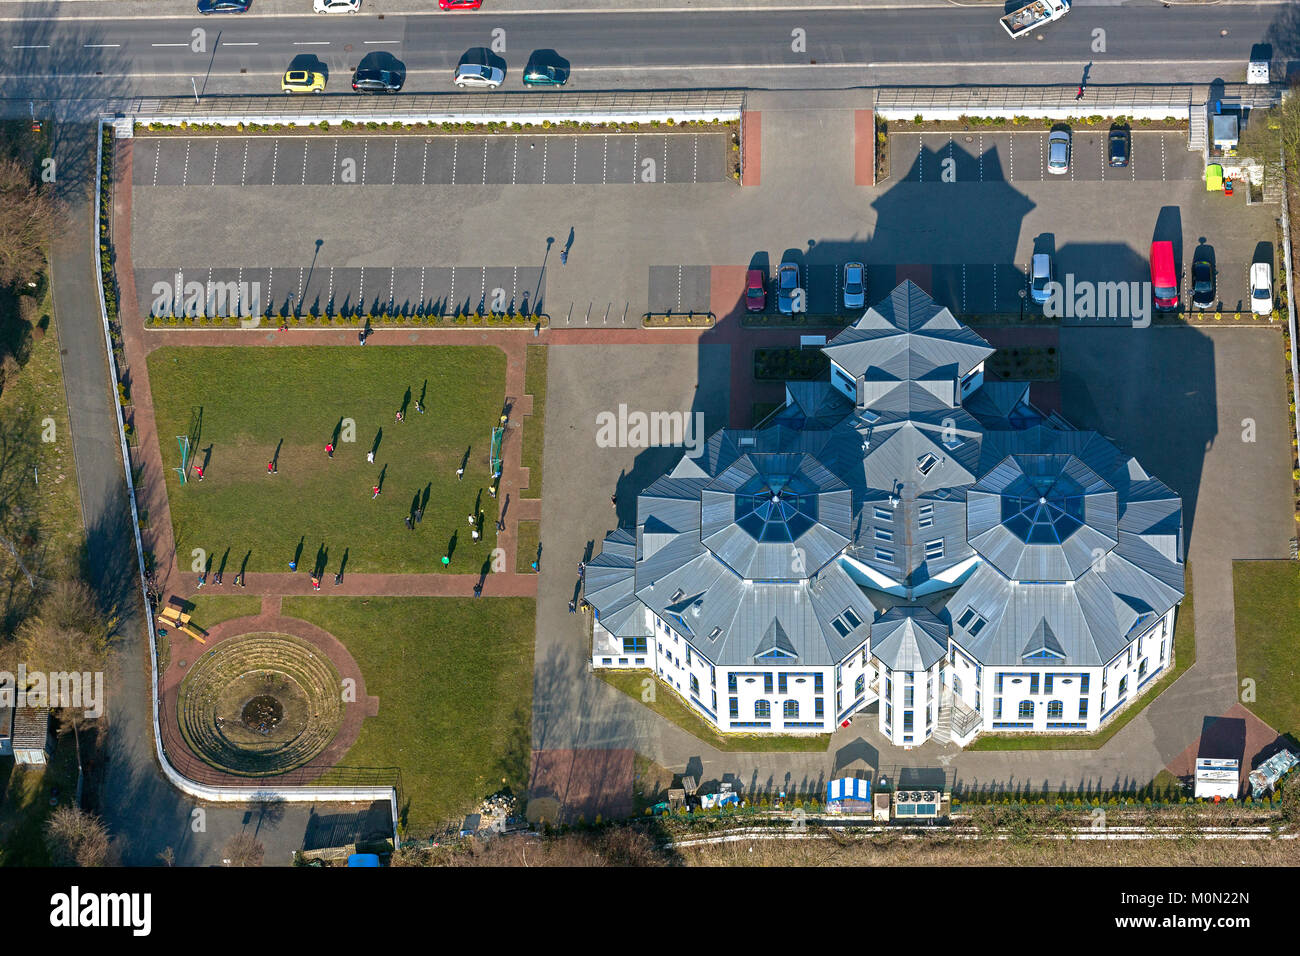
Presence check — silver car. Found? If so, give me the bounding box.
[1047,129,1070,175]
[842,262,865,310]
[454,63,504,89]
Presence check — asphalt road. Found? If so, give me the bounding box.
[0,5,1294,98]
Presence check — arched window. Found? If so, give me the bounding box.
[1018,700,1034,720]
[783,700,799,719]
[1138,658,1148,678]
[755,699,770,719]
[1118,676,1128,698]
[855,674,865,697]
[1047,699,1063,719]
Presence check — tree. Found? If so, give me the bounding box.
[44,806,112,866]
[9,579,117,679]
[0,157,62,289]
[222,832,264,867]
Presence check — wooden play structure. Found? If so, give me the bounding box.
[158,597,207,644]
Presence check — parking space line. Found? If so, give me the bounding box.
[663,137,668,184]
[297,267,304,308]
[328,267,334,311]
[1162,135,1167,181]
[603,135,608,185]
[917,136,923,182]
[541,138,547,184]
[393,138,399,186]
[512,266,518,309]
[361,139,367,184]
[181,140,190,186]
[678,265,683,310]
[270,139,278,186]
[331,140,337,184]
[482,138,488,185]
[632,135,637,184]
[445,266,450,309]
[358,267,365,312]
[480,267,486,309]
[693,135,698,183]
[389,266,395,310]
[1039,133,1044,180]
[266,267,272,315]
[572,139,577,185]
[421,140,428,185]
[993,266,997,310]
[302,140,308,185]
[512,135,518,185]
[1009,134,1013,182]
[211,141,218,187]
[978,134,983,183]
[451,138,458,185]
[962,263,967,312]
[152,142,160,186]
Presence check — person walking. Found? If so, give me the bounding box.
[497,518,505,532]
[568,600,577,614]
[471,528,480,542]
[1075,85,1085,101]
[395,411,404,424]
[234,571,245,588]
[560,249,568,265]
[311,575,321,591]
[441,555,450,567]
[456,466,464,481]
[289,559,297,572]
[268,460,276,475]
[415,400,424,414]
[577,562,585,578]
[611,493,617,509]
[473,583,483,598]
[334,570,343,586]
[194,465,204,481]
[405,515,414,530]
[196,572,206,589]
[488,484,497,499]
[326,442,334,459]
[415,507,424,523]
[213,569,223,585]
[530,560,538,572]
[468,513,476,526]
[372,485,381,499]
[367,451,374,464]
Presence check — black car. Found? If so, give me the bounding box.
[1191,257,1216,310]
[1108,128,1130,167]
[197,0,250,12]
[351,69,403,93]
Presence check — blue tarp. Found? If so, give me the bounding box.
[347,854,381,867]
[827,778,871,802]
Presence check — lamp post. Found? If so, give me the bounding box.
[1019,287,1027,321]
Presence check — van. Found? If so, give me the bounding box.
[1150,241,1178,311]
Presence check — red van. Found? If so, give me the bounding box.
[1150,241,1179,311]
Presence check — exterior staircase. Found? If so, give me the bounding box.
[1188,104,1208,154]
[934,689,982,746]
[933,693,954,744]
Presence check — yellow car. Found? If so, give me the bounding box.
[282,70,326,94]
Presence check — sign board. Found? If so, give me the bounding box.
[1194,757,1239,799]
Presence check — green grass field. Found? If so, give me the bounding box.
[148,346,505,575]
[284,596,534,835]
[1232,560,1300,742]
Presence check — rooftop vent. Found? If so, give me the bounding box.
[690,599,704,617]
[917,453,939,476]
[708,626,722,640]
[738,436,756,447]
[671,588,685,603]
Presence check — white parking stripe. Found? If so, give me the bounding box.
[541,138,548,184]
[181,139,190,186]
[361,138,367,183]
[572,138,577,184]
[663,137,668,184]
[602,135,608,185]
[482,138,487,185]
[241,139,249,186]
[451,138,458,184]
[302,140,308,185]
[421,139,428,185]
[392,137,398,185]
[270,138,278,185]
[211,140,218,186]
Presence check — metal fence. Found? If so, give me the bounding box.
[875,84,1282,116]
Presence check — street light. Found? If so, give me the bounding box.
[1019,287,1027,321]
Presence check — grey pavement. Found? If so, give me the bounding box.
[48,120,354,865]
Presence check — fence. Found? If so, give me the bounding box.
[874,84,1282,122]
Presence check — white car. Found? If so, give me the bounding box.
[1047,129,1070,175]
[314,0,360,11]
[842,262,865,310]
[454,63,504,89]
[1250,262,1273,316]
[1030,253,1053,304]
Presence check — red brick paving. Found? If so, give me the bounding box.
[741,111,761,186]
[1164,703,1288,795]
[527,748,635,825]
[854,110,875,187]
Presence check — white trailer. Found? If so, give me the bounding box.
[1000,0,1070,39]
[1193,758,1240,800]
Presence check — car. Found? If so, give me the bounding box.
[282,69,326,94]
[1250,262,1273,316]
[842,261,865,310]
[313,0,359,11]
[351,69,402,93]
[1030,253,1053,304]
[1108,128,1130,168]
[1047,129,1070,174]
[439,0,481,8]
[454,63,504,89]
[745,268,766,313]
[522,55,569,87]
[1190,256,1215,310]
[197,0,249,12]
[1150,241,1179,311]
[777,262,800,315]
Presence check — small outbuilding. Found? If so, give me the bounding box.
[12,707,53,765]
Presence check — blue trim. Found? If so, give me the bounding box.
[992,721,1034,729]
[783,721,824,728]
[690,696,717,721]
[1137,663,1163,690]
[1046,722,1088,729]
[836,696,865,723]
[1101,697,1127,722]
[731,721,771,729]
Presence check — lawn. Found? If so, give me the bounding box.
[1232,560,1300,742]
[284,596,534,836]
[148,346,505,574]
[969,563,1196,751]
[516,520,541,574]
[520,344,546,499]
[597,669,830,753]
[0,732,81,866]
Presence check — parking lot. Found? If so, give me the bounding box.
[131,132,732,189]
[127,112,1278,324]
[891,130,1201,184]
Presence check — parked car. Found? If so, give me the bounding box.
[1150,241,1179,311]
[1191,256,1216,310]
[1030,253,1053,304]
[1250,262,1273,316]
[282,69,326,94]
[842,261,865,310]
[522,53,569,87]
[351,69,402,93]
[313,0,359,11]
[777,262,800,315]
[454,63,504,89]
[197,0,249,12]
[745,268,766,313]
[439,0,481,8]
[1047,129,1070,174]
[1108,128,1130,168]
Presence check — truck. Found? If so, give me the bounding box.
[1000,0,1070,39]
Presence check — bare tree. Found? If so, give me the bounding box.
[0,156,62,289]
[222,832,265,867]
[157,846,175,867]
[44,806,112,867]
[13,579,117,678]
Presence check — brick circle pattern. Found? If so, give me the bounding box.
[177,632,344,777]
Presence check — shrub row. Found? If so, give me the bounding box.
[145,311,543,328]
[141,117,731,135]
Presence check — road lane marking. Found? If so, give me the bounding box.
[151,43,187,47]
[363,40,399,45]
[12,44,50,49]
[84,43,120,48]
[292,41,329,46]
[223,41,259,46]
